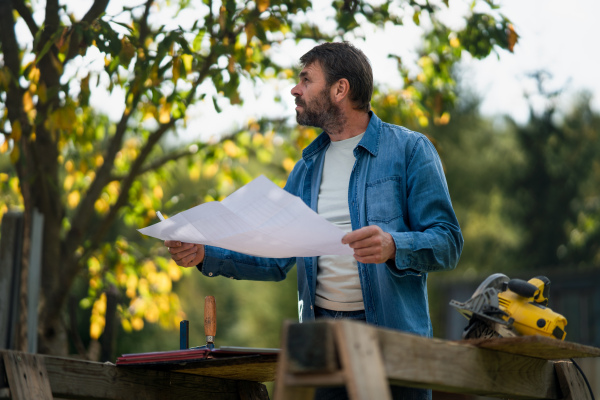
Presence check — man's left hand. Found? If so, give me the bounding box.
[342,225,396,264]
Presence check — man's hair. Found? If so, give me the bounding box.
[300,42,373,112]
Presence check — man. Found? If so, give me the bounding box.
[166,42,463,399]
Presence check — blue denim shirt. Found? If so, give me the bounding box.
[200,112,463,337]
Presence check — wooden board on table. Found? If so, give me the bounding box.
[462,335,600,360]
[119,352,279,382]
[172,354,278,382]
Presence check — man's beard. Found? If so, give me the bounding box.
[295,86,345,135]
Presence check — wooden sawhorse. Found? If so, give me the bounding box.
[274,319,600,400]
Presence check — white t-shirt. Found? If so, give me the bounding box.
[315,133,365,311]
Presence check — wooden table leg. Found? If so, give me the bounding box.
[555,360,594,400]
[2,351,53,400]
[334,320,392,400]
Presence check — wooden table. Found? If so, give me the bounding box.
[274,319,600,400]
[0,349,277,400]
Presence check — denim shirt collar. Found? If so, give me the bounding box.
[302,111,381,161]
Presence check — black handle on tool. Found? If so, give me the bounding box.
[180,320,189,350]
[204,296,216,348]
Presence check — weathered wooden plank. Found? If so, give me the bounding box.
[273,320,316,400]
[335,320,392,400]
[555,360,593,400]
[171,355,278,382]
[2,351,53,400]
[277,321,576,399]
[463,335,600,360]
[286,320,338,374]
[377,327,560,399]
[42,354,252,400]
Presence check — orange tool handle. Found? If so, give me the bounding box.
[204,295,216,338]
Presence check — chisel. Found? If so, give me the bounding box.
[204,295,216,350]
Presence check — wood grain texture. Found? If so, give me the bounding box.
[171,355,278,382]
[378,327,560,399]
[335,320,392,400]
[2,351,53,400]
[463,335,600,359]
[42,353,249,400]
[274,321,600,399]
[555,360,593,400]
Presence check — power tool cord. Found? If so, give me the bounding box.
[570,358,596,400]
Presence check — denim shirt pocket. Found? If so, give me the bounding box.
[366,176,403,224]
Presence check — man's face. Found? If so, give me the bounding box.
[291,62,341,130]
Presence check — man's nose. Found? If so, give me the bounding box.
[291,83,301,97]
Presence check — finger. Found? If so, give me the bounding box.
[172,245,198,261]
[353,246,381,257]
[342,226,380,245]
[165,240,182,247]
[170,242,195,255]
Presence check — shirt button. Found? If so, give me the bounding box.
[310,305,313,310]
[208,272,213,276]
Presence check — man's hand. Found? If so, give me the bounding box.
[164,240,205,267]
[342,225,396,264]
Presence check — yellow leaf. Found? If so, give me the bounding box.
[9,145,19,164]
[181,54,193,73]
[88,256,101,274]
[11,120,21,141]
[64,175,74,191]
[67,190,80,209]
[282,157,295,173]
[37,82,47,103]
[168,260,182,281]
[223,140,239,157]
[449,37,460,48]
[121,318,132,332]
[94,198,109,214]
[257,0,269,13]
[93,293,107,314]
[131,316,144,331]
[189,164,200,181]
[203,163,219,179]
[172,56,180,82]
[90,321,103,339]
[144,302,159,323]
[28,66,40,82]
[23,91,34,112]
[158,103,171,124]
[153,185,163,199]
[507,24,519,52]
[0,140,9,153]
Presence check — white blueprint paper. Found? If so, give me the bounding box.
[138,175,353,258]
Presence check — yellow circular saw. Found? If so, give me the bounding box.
[449,273,567,340]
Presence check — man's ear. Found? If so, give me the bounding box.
[332,78,350,102]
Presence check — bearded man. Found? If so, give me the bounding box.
[166,42,463,400]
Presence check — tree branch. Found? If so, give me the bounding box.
[11,0,39,38]
[110,147,201,181]
[44,0,60,34]
[138,0,153,45]
[84,119,176,258]
[81,0,110,23]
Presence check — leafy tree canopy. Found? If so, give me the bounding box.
[0,0,517,357]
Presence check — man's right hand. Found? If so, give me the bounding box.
[164,240,205,267]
